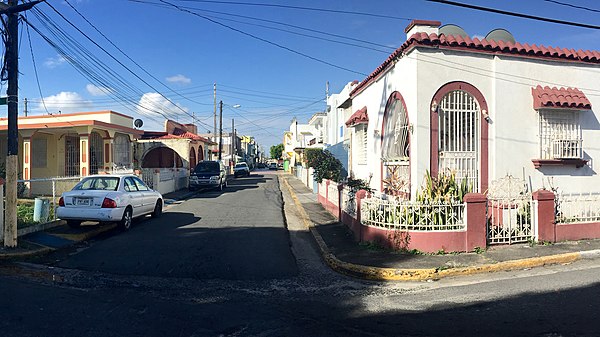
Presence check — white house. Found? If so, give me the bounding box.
[346,19,600,198]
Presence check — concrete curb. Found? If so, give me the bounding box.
[51,223,118,242]
[281,174,597,281]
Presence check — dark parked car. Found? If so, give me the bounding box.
[257,163,266,169]
[268,162,277,170]
[189,160,228,191]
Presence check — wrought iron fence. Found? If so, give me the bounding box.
[360,197,465,231]
[556,192,600,224]
[328,182,339,207]
[341,186,357,216]
[486,197,535,245]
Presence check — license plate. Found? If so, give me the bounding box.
[76,198,91,206]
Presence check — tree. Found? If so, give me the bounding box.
[270,143,284,159]
[304,149,343,183]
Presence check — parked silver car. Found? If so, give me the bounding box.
[56,174,163,230]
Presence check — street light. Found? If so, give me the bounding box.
[218,102,240,162]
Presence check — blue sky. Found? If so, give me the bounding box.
[12,0,600,151]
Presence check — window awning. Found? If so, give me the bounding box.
[345,106,369,127]
[532,85,591,110]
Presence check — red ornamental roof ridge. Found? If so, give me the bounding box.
[531,85,592,110]
[345,106,369,127]
[156,131,214,143]
[350,32,600,98]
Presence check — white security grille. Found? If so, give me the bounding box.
[64,135,80,177]
[382,95,409,161]
[438,90,479,192]
[114,133,131,168]
[539,111,581,159]
[89,132,104,175]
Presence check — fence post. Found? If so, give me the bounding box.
[356,189,367,241]
[153,169,160,193]
[0,178,4,243]
[464,193,487,251]
[337,183,344,220]
[533,189,556,243]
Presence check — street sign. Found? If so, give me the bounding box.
[0,97,7,105]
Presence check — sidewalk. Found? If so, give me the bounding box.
[0,188,197,260]
[280,173,600,281]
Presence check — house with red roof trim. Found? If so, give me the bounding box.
[343,19,600,198]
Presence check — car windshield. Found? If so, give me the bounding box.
[73,177,119,191]
[194,162,220,173]
[235,163,247,168]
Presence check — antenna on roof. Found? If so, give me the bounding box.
[485,29,515,43]
[439,24,468,38]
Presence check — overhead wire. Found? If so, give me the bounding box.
[155,0,368,77]
[42,2,213,129]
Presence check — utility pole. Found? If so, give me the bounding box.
[218,100,223,161]
[3,0,43,247]
[213,83,217,141]
[231,119,235,164]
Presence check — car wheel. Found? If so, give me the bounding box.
[118,207,133,230]
[67,220,81,229]
[151,200,162,218]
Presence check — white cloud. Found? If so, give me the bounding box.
[86,84,112,96]
[165,74,191,85]
[137,92,189,120]
[38,92,93,114]
[44,55,67,69]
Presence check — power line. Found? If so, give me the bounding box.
[542,0,600,13]
[427,0,600,30]
[155,0,368,76]
[130,0,395,53]
[177,0,412,21]
[38,2,213,129]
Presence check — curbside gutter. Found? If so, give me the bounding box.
[281,174,596,281]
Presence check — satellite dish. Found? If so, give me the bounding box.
[485,29,515,43]
[134,119,143,128]
[439,24,468,38]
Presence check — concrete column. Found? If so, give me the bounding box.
[464,193,487,251]
[103,137,112,173]
[533,189,556,243]
[79,134,89,176]
[22,137,31,180]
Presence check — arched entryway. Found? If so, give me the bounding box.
[189,147,197,169]
[430,81,489,192]
[142,146,184,168]
[197,145,204,161]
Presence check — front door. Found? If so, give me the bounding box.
[438,90,480,192]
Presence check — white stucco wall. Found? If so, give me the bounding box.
[349,45,600,196]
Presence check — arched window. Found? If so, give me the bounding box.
[431,82,489,192]
[114,133,131,169]
[381,92,410,197]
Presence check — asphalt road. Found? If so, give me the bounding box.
[2,170,600,336]
[50,171,298,280]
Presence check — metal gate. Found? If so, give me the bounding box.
[438,90,479,192]
[486,176,535,245]
[89,132,104,175]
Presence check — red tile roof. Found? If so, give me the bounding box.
[531,85,591,110]
[351,31,600,98]
[345,106,369,126]
[156,131,215,144]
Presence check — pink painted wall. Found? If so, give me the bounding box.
[556,222,600,241]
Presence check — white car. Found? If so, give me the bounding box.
[56,174,163,230]
[234,162,250,177]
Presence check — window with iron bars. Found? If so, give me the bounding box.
[114,133,131,168]
[539,110,582,160]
